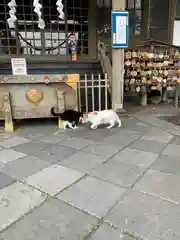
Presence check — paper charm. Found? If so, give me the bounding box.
[33,0,45,29]
[7,0,17,28]
[56,0,64,20]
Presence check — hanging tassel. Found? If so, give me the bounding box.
[7,0,17,28]
[33,0,45,29]
[56,0,64,20]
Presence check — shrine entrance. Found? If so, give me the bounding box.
[0,0,97,61]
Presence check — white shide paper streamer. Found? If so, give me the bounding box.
[56,0,64,20]
[7,0,17,28]
[33,0,45,29]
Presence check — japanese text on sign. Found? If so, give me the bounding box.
[11,58,27,75]
[112,11,129,48]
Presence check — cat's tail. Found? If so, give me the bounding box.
[116,114,122,127]
[50,107,63,117]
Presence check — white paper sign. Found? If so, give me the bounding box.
[11,58,27,75]
[115,16,127,44]
[173,20,180,46]
[112,11,129,48]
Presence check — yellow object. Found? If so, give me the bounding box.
[58,119,63,128]
[5,121,14,132]
[44,76,49,81]
[112,104,116,111]
[66,74,79,91]
[31,76,36,81]
[26,89,44,104]
[177,79,180,83]
[17,76,23,81]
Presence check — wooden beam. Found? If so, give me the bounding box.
[88,0,97,59]
[112,0,126,112]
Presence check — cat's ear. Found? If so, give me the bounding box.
[83,113,89,119]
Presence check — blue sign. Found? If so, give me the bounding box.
[111,11,129,48]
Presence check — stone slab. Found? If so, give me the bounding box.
[0,198,98,240]
[58,176,126,218]
[60,151,107,173]
[0,136,31,148]
[0,173,16,189]
[151,155,180,175]
[163,144,180,157]
[89,159,145,187]
[40,133,69,144]
[129,139,166,154]
[88,224,135,240]
[102,130,142,148]
[60,137,94,150]
[0,156,51,180]
[82,142,123,158]
[32,145,77,164]
[134,169,180,204]
[141,128,173,143]
[24,164,84,196]
[12,141,52,155]
[0,182,46,232]
[0,149,26,167]
[111,148,158,169]
[106,190,180,240]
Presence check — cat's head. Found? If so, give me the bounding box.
[81,113,89,124]
[81,111,98,124]
[78,112,84,122]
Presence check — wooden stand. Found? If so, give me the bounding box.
[57,89,65,129]
[3,92,14,132]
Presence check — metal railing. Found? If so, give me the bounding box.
[78,73,111,112]
[98,41,112,94]
[0,1,89,58]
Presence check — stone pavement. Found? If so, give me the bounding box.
[0,111,180,239]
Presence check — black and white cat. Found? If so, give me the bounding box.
[50,107,83,130]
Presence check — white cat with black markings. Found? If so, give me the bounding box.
[82,109,122,129]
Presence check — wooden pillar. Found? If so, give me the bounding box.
[169,0,176,44]
[3,92,14,132]
[112,0,126,112]
[57,90,65,129]
[141,0,150,40]
[88,0,97,59]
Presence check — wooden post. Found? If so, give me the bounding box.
[112,0,126,112]
[3,92,14,132]
[88,0,97,59]
[141,0,150,40]
[56,90,65,129]
[169,0,176,44]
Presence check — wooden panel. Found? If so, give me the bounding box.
[149,0,170,42]
[0,74,79,120]
[88,0,97,59]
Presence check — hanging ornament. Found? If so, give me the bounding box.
[33,0,45,29]
[56,0,64,20]
[7,0,17,28]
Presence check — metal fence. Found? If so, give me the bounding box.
[0,0,89,58]
[78,73,111,113]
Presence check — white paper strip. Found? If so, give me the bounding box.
[56,0,64,20]
[7,0,17,28]
[33,0,45,29]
